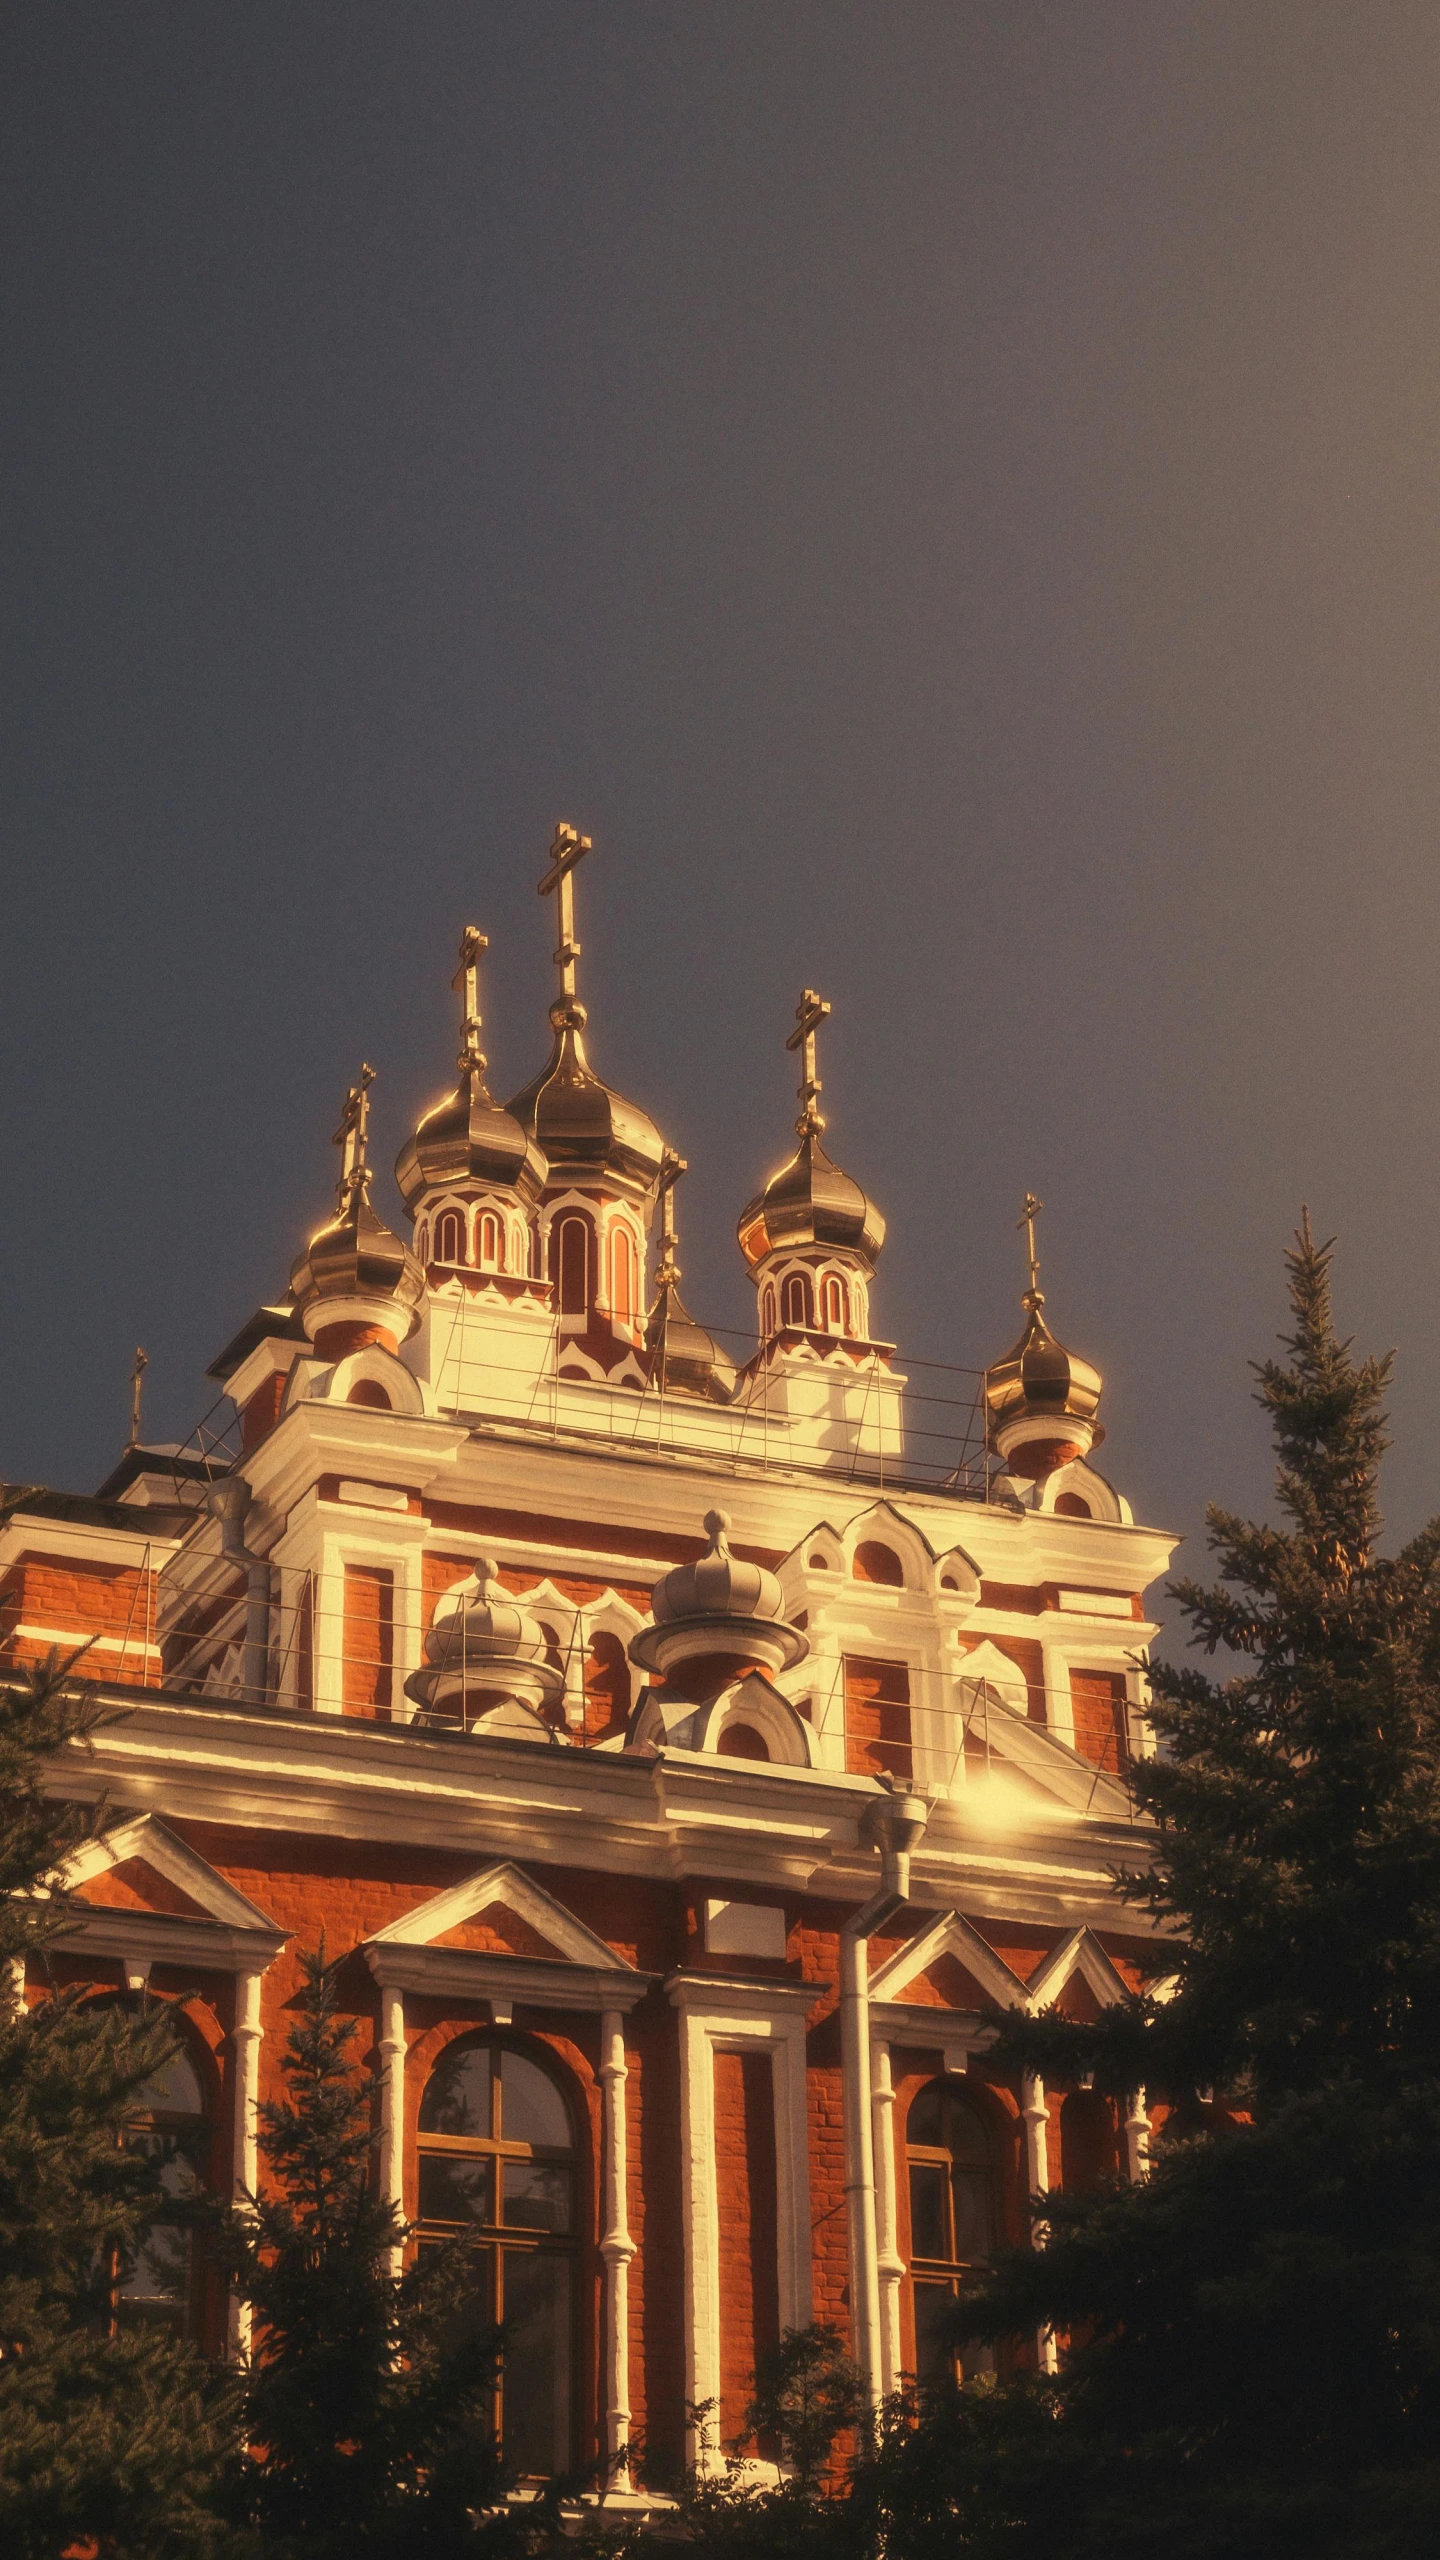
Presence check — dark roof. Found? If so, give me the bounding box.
[205,1301,306,1384]
[1,1481,195,1540]
[94,1444,217,1504]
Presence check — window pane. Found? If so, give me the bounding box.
[133,2048,205,2118]
[499,2052,569,2150]
[116,2224,193,2329]
[501,2250,571,2476]
[421,2045,492,2138]
[945,2095,991,2164]
[913,2278,958,2382]
[908,2161,950,2263]
[503,2161,572,2234]
[952,2168,993,2266]
[419,2152,494,2227]
[908,2086,943,2146]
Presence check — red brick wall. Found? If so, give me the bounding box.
[1069,1670,1130,1771]
[1,1550,161,1688]
[343,1564,394,1716]
[713,2048,780,2442]
[843,1657,912,1781]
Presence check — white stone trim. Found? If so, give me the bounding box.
[665,1975,816,2468]
[599,2007,636,2486]
[229,1968,264,2355]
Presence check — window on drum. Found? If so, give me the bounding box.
[417,2038,578,2477]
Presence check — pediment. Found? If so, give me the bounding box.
[1025,1925,1133,2015]
[869,1910,1031,2014]
[367,1859,635,1972]
[62,1816,279,1932]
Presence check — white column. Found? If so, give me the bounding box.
[872,2039,904,2395]
[1124,2087,1151,2182]
[598,2008,635,2489]
[230,1968,265,2357]
[1020,2072,1058,2376]
[379,1981,407,2278]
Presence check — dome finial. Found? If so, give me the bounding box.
[645,1152,736,1404]
[451,925,490,1078]
[786,987,831,1138]
[538,820,592,1028]
[1018,1190,1044,1310]
[332,1063,377,1215]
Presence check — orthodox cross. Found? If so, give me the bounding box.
[654,1148,687,1290]
[333,1063,376,1213]
[786,987,831,1135]
[451,925,489,1073]
[1018,1192,1044,1304]
[129,1346,148,1448]
[537,821,592,1013]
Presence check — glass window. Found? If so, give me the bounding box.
[782,1272,813,1328]
[905,2080,998,2385]
[112,2023,210,2343]
[479,1210,504,1271]
[435,1208,466,1265]
[417,2037,578,2475]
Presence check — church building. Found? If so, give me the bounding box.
[1,824,1180,2488]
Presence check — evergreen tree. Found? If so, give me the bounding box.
[879,1216,1440,2555]
[223,1941,534,2559]
[0,1647,233,2558]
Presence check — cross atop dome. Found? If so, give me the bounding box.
[538,821,592,1024]
[1018,1190,1044,1305]
[452,926,489,1075]
[786,988,831,1137]
[332,1063,376,1214]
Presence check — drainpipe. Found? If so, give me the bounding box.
[841,1782,931,2409]
[207,1477,272,1707]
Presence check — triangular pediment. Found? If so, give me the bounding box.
[61,1816,279,1932]
[870,1910,1031,2014]
[367,1860,636,1971]
[1025,1925,1133,2015]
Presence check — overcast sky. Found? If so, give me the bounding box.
[5,3,1440,1627]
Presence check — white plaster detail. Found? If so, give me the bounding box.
[703,1899,787,1959]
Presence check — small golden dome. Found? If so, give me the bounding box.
[737,990,884,1272]
[396,927,548,1213]
[507,1002,666,1205]
[983,1200,1103,1479]
[290,1066,425,1351]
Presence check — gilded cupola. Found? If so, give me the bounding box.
[505,825,667,1207]
[290,1066,426,1362]
[396,929,548,1280]
[737,991,885,1346]
[983,1194,1105,1480]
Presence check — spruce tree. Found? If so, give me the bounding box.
[0,1648,232,2558]
[874,1217,1440,2555]
[223,1941,526,2559]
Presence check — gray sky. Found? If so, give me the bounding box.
[5,3,1440,1627]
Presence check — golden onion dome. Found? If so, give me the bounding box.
[290,1067,426,1348]
[983,1297,1104,1479]
[289,1194,426,1344]
[507,1001,666,1205]
[395,1070,547,1213]
[737,1126,886,1271]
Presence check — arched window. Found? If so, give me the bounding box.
[853,1539,904,1587]
[761,1285,778,1338]
[418,2038,578,2476]
[113,2029,210,2341]
[1054,1492,1092,1519]
[416,1221,430,1263]
[554,1216,590,1318]
[906,2080,999,2383]
[822,1273,848,1332]
[347,1379,392,1409]
[435,1208,465,1266]
[610,1224,637,1326]
[478,1210,504,1272]
[782,1271,813,1328]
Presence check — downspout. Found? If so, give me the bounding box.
[841,1782,930,2409]
[207,1477,272,1707]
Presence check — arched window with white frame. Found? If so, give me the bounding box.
[478,1209,504,1271]
[822,1272,849,1332]
[782,1271,813,1329]
[417,2035,580,2477]
[610,1224,637,1326]
[553,1215,591,1318]
[435,1207,466,1266]
[761,1283,778,1338]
